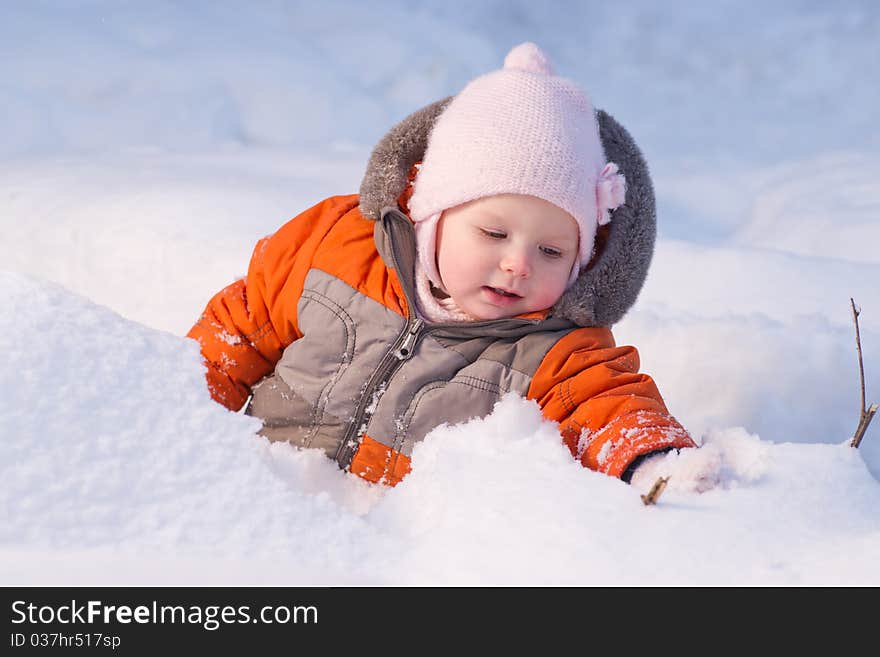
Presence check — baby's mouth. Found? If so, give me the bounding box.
[484,286,522,299]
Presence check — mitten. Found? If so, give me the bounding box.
[629,446,721,494]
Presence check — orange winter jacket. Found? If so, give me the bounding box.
[188,195,694,485]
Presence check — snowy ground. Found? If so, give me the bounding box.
[2,1,879,585]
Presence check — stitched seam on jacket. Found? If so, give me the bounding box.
[560,379,576,414]
[393,377,509,454]
[299,289,357,448]
[393,381,445,454]
[428,343,532,379]
[198,316,274,348]
[244,320,275,344]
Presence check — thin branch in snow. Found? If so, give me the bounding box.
[850,298,877,449]
[641,476,670,506]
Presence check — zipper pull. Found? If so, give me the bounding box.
[394,318,423,360]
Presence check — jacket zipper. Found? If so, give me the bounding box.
[334,316,424,469]
[335,209,427,470]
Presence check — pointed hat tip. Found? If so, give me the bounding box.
[503,42,555,75]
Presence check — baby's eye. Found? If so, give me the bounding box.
[480,228,507,239]
[540,245,563,259]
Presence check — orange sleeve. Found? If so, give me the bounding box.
[528,327,696,479]
[186,195,360,410]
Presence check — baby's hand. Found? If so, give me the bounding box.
[629,447,721,494]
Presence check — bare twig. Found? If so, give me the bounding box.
[850,298,877,448]
[641,476,670,506]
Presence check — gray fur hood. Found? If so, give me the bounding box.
[358,98,656,327]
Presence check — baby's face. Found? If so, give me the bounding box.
[435,194,578,320]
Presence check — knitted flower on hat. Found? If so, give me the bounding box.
[409,42,626,292]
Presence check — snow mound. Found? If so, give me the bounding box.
[0,272,383,582]
[3,273,879,585]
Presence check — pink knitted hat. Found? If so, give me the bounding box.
[408,42,627,290]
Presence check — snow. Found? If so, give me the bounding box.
[2,1,879,585]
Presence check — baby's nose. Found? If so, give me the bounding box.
[500,249,532,277]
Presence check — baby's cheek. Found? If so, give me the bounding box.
[532,273,568,308]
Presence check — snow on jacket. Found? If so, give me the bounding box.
[187,99,696,486]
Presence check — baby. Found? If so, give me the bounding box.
[188,43,697,487]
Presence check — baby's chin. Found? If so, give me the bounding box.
[459,296,536,321]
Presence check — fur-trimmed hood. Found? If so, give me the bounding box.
[358,98,656,327]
